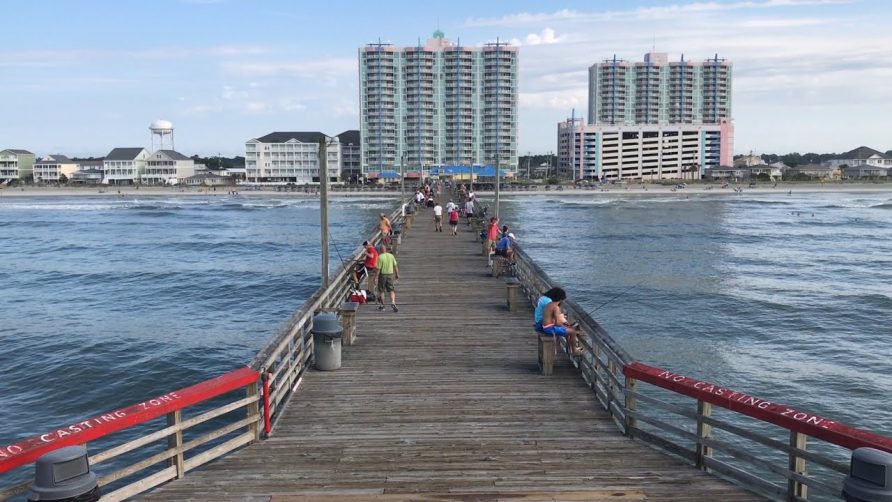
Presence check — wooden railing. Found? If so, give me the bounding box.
[623,362,892,501]
[248,205,407,434]
[511,242,892,501]
[0,367,259,501]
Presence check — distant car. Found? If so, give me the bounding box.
[676,183,687,189]
[748,182,758,188]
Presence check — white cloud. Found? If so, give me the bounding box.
[464,0,855,27]
[737,17,833,27]
[220,59,355,78]
[0,45,268,67]
[466,9,581,27]
[244,102,268,114]
[278,98,307,112]
[520,90,586,110]
[513,28,565,46]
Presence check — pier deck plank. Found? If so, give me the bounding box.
[146,205,761,501]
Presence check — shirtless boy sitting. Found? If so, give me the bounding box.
[540,289,583,357]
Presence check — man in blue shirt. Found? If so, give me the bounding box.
[494,232,515,263]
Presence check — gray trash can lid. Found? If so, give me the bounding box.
[312,312,343,336]
[28,445,98,501]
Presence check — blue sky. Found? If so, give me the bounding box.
[1,0,889,157]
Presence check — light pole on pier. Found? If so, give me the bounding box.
[400,152,406,206]
[319,139,330,289]
[494,155,500,220]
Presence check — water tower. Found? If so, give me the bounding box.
[149,120,175,151]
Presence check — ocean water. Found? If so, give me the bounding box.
[501,191,892,437]
[0,195,397,448]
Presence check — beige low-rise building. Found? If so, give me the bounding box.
[142,150,195,185]
[785,164,840,180]
[182,172,230,187]
[33,155,79,183]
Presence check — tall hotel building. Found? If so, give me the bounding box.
[558,52,733,181]
[359,31,517,176]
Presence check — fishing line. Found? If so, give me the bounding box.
[585,279,647,316]
[328,232,351,271]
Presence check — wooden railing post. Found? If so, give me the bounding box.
[167,410,185,479]
[624,375,637,437]
[788,431,808,500]
[695,400,713,470]
[246,382,260,442]
[607,360,618,417]
[592,343,602,394]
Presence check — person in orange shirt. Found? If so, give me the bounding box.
[486,216,499,253]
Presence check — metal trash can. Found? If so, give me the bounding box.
[312,312,343,371]
[28,445,99,501]
[843,447,892,502]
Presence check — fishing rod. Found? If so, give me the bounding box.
[328,232,352,272]
[585,278,647,316]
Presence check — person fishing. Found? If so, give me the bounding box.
[535,287,582,357]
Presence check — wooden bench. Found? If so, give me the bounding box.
[538,334,554,375]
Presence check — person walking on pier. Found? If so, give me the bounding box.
[463,198,475,225]
[448,206,460,236]
[433,202,443,232]
[376,243,400,312]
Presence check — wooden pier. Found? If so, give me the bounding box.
[143,209,759,501]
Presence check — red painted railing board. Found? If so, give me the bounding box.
[0,366,259,474]
[624,361,892,454]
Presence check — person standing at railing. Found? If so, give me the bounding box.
[351,240,378,293]
[486,216,499,252]
[379,213,392,240]
[376,243,400,313]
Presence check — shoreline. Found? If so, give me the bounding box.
[0,183,890,198]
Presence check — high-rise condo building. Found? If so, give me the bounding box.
[557,52,733,181]
[587,52,732,126]
[359,31,517,176]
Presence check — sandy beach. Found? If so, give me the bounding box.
[0,182,890,198]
